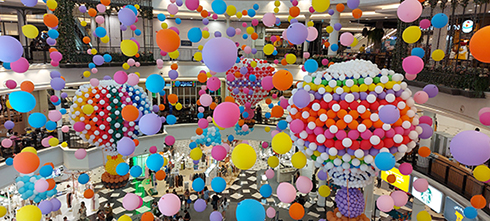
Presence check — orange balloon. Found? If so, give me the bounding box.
[336,4,345,12]
[133,139,139,146]
[43,14,59,28]
[47,178,56,190]
[469,26,490,63]
[271,106,284,118]
[159,104,166,111]
[242,10,248,16]
[224,96,235,103]
[352,9,363,19]
[387,174,396,183]
[234,72,242,78]
[20,81,34,92]
[171,63,178,70]
[13,152,40,174]
[210,102,217,110]
[289,203,305,220]
[168,94,178,104]
[197,73,207,83]
[272,70,293,91]
[84,189,94,199]
[121,105,139,122]
[155,170,166,180]
[156,29,181,53]
[289,6,300,17]
[418,146,431,157]
[135,53,140,58]
[281,58,288,66]
[471,195,487,209]
[196,128,203,135]
[238,120,245,126]
[141,212,154,221]
[265,98,272,104]
[48,48,58,53]
[251,33,258,40]
[88,8,97,17]
[101,0,111,6]
[83,36,91,44]
[201,10,209,18]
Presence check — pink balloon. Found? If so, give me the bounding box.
[2,139,12,148]
[123,193,141,211]
[158,194,181,216]
[271,36,277,42]
[266,207,276,218]
[262,142,268,148]
[41,138,50,147]
[399,162,413,175]
[61,125,70,133]
[11,57,29,73]
[235,28,241,35]
[206,77,221,91]
[50,51,63,62]
[397,0,423,23]
[167,4,178,15]
[413,178,429,192]
[185,0,199,10]
[251,19,259,26]
[35,179,49,193]
[274,59,279,64]
[405,73,417,81]
[265,169,275,179]
[376,195,395,212]
[420,19,431,29]
[198,118,208,129]
[402,56,424,75]
[391,191,408,207]
[277,182,296,203]
[262,13,276,27]
[165,135,176,146]
[340,32,354,46]
[127,73,139,86]
[48,110,62,122]
[222,143,230,152]
[242,124,249,131]
[282,29,288,41]
[206,116,213,122]
[271,130,280,138]
[262,76,273,90]
[74,148,87,159]
[413,91,429,104]
[303,52,310,59]
[90,78,99,87]
[91,68,98,74]
[114,71,128,84]
[306,27,319,41]
[73,122,85,132]
[322,58,329,66]
[5,80,17,89]
[244,46,252,54]
[199,94,213,107]
[211,145,227,161]
[198,107,204,113]
[480,108,490,126]
[95,15,105,24]
[96,4,106,13]
[418,116,433,126]
[149,146,157,153]
[295,176,313,194]
[127,58,136,66]
[212,102,240,128]
[135,62,140,67]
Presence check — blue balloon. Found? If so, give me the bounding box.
[249,74,257,81]
[48,29,59,39]
[125,5,138,15]
[304,59,319,73]
[52,99,61,106]
[166,115,177,125]
[265,112,271,119]
[158,13,166,21]
[135,29,142,36]
[130,165,142,177]
[277,120,288,130]
[228,135,234,142]
[59,108,67,115]
[247,9,256,17]
[211,177,226,193]
[146,74,164,93]
[464,206,478,219]
[146,154,164,171]
[39,165,53,178]
[212,0,227,14]
[236,199,265,221]
[28,113,47,128]
[239,106,245,113]
[243,34,248,39]
[192,178,205,192]
[188,27,202,43]
[268,103,274,109]
[260,184,272,197]
[6,157,13,166]
[9,91,36,113]
[45,121,57,131]
[88,63,96,69]
[78,173,90,184]
[95,27,107,37]
[189,142,197,149]
[272,50,278,56]
[103,54,112,62]
[116,163,130,175]
[176,18,182,24]
[431,13,448,28]
[331,44,339,51]
[242,112,249,118]
[411,47,425,58]
[197,112,203,119]
[236,57,240,63]
[253,3,259,10]
[175,81,181,87]
[374,152,396,171]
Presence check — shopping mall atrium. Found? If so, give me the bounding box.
[1,0,490,220]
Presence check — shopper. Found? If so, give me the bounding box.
[203,187,210,203]
[211,194,220,209]
[97,209,105,221]
[219,197,229,220]
[183,210,191,221]
[79,202,88,221]
[105,203,114,221]
[184,189,191,209]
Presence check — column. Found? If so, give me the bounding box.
[363,182,374,217]
[317,180,326,206]
[411,198,426,221]
[55,90,63,141]
[16,9,27,50]
[418,111,435,168]
[328,10,340,56]
[303,15,310,63]
[90,17,97,47]
[225,15,230,28]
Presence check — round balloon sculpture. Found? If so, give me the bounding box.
[287,60,425,219]
[102,154,130,189]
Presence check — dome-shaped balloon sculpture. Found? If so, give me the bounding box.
[102,155,130,189]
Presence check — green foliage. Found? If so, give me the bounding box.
[54,0,77,63]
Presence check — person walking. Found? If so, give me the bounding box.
[79,202,88,221]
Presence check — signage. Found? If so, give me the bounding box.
[172,81,195,87]
[181,40,192,46]
[462,20,474,33]
[444,197,477,221]
[381,167,411,192]
[411,176,443,213]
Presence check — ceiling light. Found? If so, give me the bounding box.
[385,17,388,18]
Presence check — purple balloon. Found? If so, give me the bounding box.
[194,199,207,212]
[203,18,209,25]
[50,71,61,78]
[50,78,65,90]
[450,130,490,166]
[93,55,104,66]
[79,5,87,13]
[152,105,159,113]
[117,137,136,156]
[369,148,379,156]
[169,70,179,80]
[292,89,310,108]
[347,0,360,9]
[251,48,257,54]
[214,31,222,37]
[275,17,281,25]
[286,23,308,45]
[226,27,236,37]
[0,36,24,63]
[46,38,56,46]
[232,88,239,94]
[120,24,127,31]
[209,211,223,221]
[317,170,327,180]
[418,123,433,139]
[176,0,183,6]
[61,92,68,99]
[4,120,14,129]
[50,198,61,211]
[290,19,298,24]
[193,160,199,164]
[38,200,53,215]
[240,67,248,75]
[138,113,162,135]
[103,75,112,80]
[334,23,342,31]
[378,105,400,124]
[202,37,237,72]
[118,8,136,26]
[328,9,335,15]
[336,187,364,218]
[423,84,439,98]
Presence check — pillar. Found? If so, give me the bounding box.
[317,180,326,206]
[90,17,97,47]
[363,182,374,217]
[303,15,310,63]
[16,9,27,49]
[55,90,63,141]
[411,198,426,221]
[418,111,435,168]
[328,10,340,56]
[225,15,230,28]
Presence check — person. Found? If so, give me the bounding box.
[203,187,210,203]
[66,189,73,209]
[79,202,88,221]
[152,201,162,218]
[183,210,191,221]
[219,197,229,220]
[255,105,262,124]
[29,40,36,61]
[359,44,366,53]
[298,194,306,206]
[63,217,68,221]
[105,203,114,221]
[211,194,220,209]
[97,209,105,221]
[184,189,191,209]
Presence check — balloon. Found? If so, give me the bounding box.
[402,56,424,75]
[146,74,165,93]
[0,36,23,63]
[277,183,296,203]
[304,59,319,73]
[411,47,425,58]
[352,8,363,19]
[273,70,293,91]
[463,207,478,219]
[123,193,141,210]
[120,40,138,57]
[236,199,265,221]
[417,210,431,221]
[190,148,202,160]
[471,195,487,209]
[211,145,227,161]
[22,25,39,39]
[413,178,429,192]
[374,152,395,171]
[9,91,36,113]
[116,163,130,175]
[378,105,400,124]
[74,149,87,160]
[402,26,421,44]
[138,113,162,135]
[295,176,313,194]
[95,27,107,37]
[286,23,308,45]
[130,165,142,177]
[117,137,136,156]
[50,198,61,211]
[40,165,53,177]
[376,195,394,212]
[271,132,292,154]
[187,27,202,43]
[158,194,181,216]
[185,0,199,10]
[391,191,408,207]
[262,13,276,27]
[213,102,240,128]
[211,0,227,14]
[450,130,490,166]
[78,173,90,184]
[260,184,272,197]
[431,13,448,28]
[340,32,354,46]
[423,84,439,98]
[35,179,49,192]
[118,215,132,221]
[399,163,413,175]
[118,8,136,26]
[202,37,237,72]
[306,27,318,41]
[289,203,305,220]
[206,76,221,91]
[28,112,46,128]
[312,0,330,12]
[318,185,331,197]
[16,205,42,221]
[156,29,180,52]
[146,154,164,171]
[211,177,226,193]
[43,14,58,28]
[470,26,490,63]
[11,57,30,73]
[397,0,422,23]
[431,49,445,61]
[347,0,360,9]
[291,152,307,169]
[231,143,256,170]
[267,156,279,168]
[194,199,206,212]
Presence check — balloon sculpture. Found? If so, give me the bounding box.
[102,155,130,189]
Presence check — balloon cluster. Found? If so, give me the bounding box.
[69,80,151,152]
[191,127,222,146]
[287,60,424,188]
[102,155,130,189]
[16,174,58,202]
[225,58,275,107]
[335,187,365,218]
[234,123,254,136]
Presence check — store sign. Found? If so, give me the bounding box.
[462,20,474,33]
[411,177,443,213]
[444,197,477,221]
[381,167,411,192]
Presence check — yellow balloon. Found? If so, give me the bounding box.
[83,71,91,78]
[274,0,281,7]
[350,37,358,47]
[91,49,98,55]
[416,211,432,221]
[164,157,168,166]
[236,12,243,19]
[474,165,490,181]
[135,72,140,77]
[101,35,110,43]
[194,52,202,61]
[120,40,138,57]
[16,205,42,221]
[318,185,331,197]
[21,147,37,155]
[291,152,307,169]
[206,72,212,78]
[264,126,271,132]
[0,206,6,217]
[202,30,210,39]
[326,26,334,33]
[134,4,140,9]
[264,44,274,55]
[22,25,39,39]
[312,0,330,12]
[161,22,168,29]
[226,5,237,16]
[169,50,179,59]
[307,21,314,27]
[46,0,57,9]
[212,118,225,130]
[274,8,279,13]
[118,215,132,221]
[190,148,202,160]
[286,54,297,64]
[231,143,257,170]
[81,21,87,27]
[246,27,255,35]
[271,132,292,154]
[402,26,421,44]
[122,63,130,70]
[431,49,445,61]
[83,104,94,115]
[250,61,257,67]
[198,45,204,51]
[49,138,59,146]
[6,100,12,109]
[61,142,68,147]
[175,102,183,110]
[268,156,279,168]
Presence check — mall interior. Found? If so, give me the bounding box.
[1,0,490,220]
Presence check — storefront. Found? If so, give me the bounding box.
[411,176,444,214]
[444,196,478,221]
[381,167,411,192]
